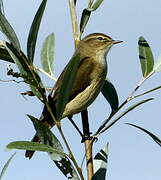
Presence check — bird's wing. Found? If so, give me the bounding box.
[51,56,95,103]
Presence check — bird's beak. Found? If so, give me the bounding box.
[112,40,123,44]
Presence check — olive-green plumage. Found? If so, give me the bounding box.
[25,33,122,159]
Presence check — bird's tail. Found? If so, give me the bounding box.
[25,103,56,159]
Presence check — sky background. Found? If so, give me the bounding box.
[0,0,161,180]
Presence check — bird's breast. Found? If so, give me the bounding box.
[62,57,107,118]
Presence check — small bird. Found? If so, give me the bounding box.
[25,33,122,159]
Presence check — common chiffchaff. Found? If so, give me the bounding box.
[25,33,122,158]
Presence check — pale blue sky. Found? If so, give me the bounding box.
[1,0,161,180]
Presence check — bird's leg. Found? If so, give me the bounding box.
[68,117,84,137]
[81,109,92,142]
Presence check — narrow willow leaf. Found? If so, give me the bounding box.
[99,98,154,134]
[138,37,154,77]
[54,156,80,180]
[80,0,104,34]
[0,0,4,14]
[27,0,47,62]
[89,0,104,11]
[29,83,46,102]
[6,42,30,76]
[27,115,79,178]
[6,141,65,158]
[80,9,91,34]
[0,46,13,63]
[6,42,47,101]
[56,53,80,120]
[27,115,64,153]
[126,123,161,147]
[134,85,161,98]
[154,55,161,72]
[0,153,16,180]
[0,12,21,50]
[74,0,77,5]
[101,79,119,114]
[41,33,55,75]
[92,143,108,180]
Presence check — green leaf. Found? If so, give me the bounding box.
[27,115,64,160]
[89,0,104,11]
[138,37,154,77]
[54,156,80,180]
[99,98,153,134]
[41,33,55,75]
[101,79,119,114]
[56,53,80,120]
[92,143,108,180]
[80,0,104,34]
[0,12,21,50]
[126,123,161,147]
[6,42,47,101]
[74,0,77,5]
[0,45,14,63]
[29,82,46,101]
[6,141,65,158]
[6,42,31,76]
[27,115,79,178]
[80,9,91,34]
[0,0,4,14]
[0,153,16,180]
[27,0,47,63]
[153,54,161,72]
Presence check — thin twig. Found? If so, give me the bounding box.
[88,0,94,8]
[0,78,24,83]
[58,126,84,180]
[95,72,155,137]
[68,0,80,47]
[45,103,84,180]
[128,71,154,99]
[34,65,57,81]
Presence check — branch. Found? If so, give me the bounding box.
[68,0,80,47]
[34,65,57,81]
[45,103,84,180]
[81,109,94,180]
[84,140,94,180]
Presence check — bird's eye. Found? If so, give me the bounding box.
[97,36,104,41]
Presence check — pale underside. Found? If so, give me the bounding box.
[51,55,107,119]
